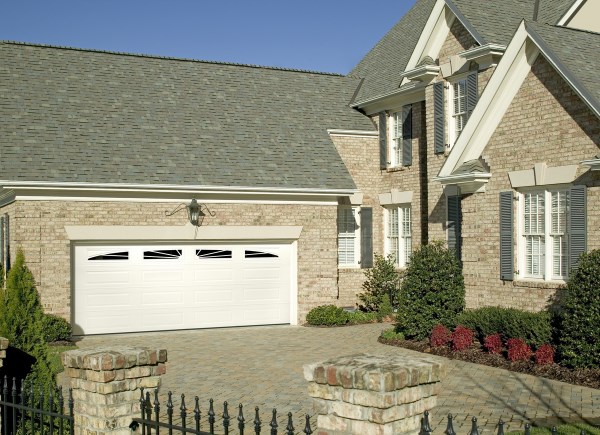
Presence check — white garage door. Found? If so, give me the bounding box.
[73,243,292,334]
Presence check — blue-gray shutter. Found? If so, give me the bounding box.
[569,185,587,273]
[466,72,478,120]
[3,214,9,273]
[433,82,445,154]
[360,207,373,269]
[379,112,387,169]
[499,192,514,280]
[402,105,413,166]
[447,195,462,260]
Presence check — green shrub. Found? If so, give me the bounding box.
[377,294,393,321]
[395,241,465,340]
[358,254,400,312]
[557,249,600,368]
[347,311,378,325]
[457,307,552,347]
[0,250,56,392]
[380,328,405,341]
[306,305,349,326]
[41,314,72,343]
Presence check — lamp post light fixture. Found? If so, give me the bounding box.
[165,199,215,226]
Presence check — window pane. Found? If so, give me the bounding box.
[551,190,569,279]
[387,208,399,265]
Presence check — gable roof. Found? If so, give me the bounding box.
[0,42,373,193]
[438,20,600,179]
[349,0,437,104]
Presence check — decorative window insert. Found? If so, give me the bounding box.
[520,189,569,280]
[337,207,360,267]
[245,250,278,258]
[385,205,411,267]
[196,249,232,259]
[143,249,182,260]
[88,251,129,261]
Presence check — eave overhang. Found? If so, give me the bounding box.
[0,180,358,206]
[433,172,492,194]
[353,81,427,115]
[581,157,600,171]
[401,65,441,84]
[459,43,507,69]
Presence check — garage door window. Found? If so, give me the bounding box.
[143,249,182,260]
[196,249,232,259]
[88,251,129,261]
[245,250,278,258]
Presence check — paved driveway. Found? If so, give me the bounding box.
[77,324,599,433]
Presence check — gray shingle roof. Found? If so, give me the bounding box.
[349,0,437,104]
[350,0,578,103]
[0,42,374,191]
[526,22,600,108]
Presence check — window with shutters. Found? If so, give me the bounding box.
[442,72,478,149]
[385,205,411,267]
[519,189,570,280]
[338,206,360,267]
[387,105,412,168]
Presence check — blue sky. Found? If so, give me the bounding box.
[0,1,416,74]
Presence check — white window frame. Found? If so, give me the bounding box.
[337,206,360,267]
[384,205,412,267]
[517,187,570,281]
[447,76,468,147]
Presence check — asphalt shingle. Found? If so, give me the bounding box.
[0,42,374,191]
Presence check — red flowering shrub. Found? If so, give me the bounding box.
[507,338,533,361]
[535,344,555,365]
[484,333,503,354]
[451,325,474,351]
[430,324,452,347]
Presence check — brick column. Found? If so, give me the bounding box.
[304,354,445,435]
[62,346,167,435]
[0,337,7,369]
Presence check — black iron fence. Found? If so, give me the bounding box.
[0,376,74,435]
[418,410,595,435]
[130,389,313,435]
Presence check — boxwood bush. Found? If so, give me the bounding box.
[41,314,72,343]
[395,241,465,340]
[306,305,349,326]
[557,249,600,368]
[457,307,551,347]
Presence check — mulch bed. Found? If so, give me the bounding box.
[378,336,600,390]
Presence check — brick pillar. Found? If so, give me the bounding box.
[304,354,445,435]
[0,337,7,369]
[62,346,167,435]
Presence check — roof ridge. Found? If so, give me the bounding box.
[0,40,345,77]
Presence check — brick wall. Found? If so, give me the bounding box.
[0,200,340,323]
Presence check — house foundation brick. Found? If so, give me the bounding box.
[305,354,444,435]
[62,346,167,435]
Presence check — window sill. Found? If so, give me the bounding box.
[386,166,407,173]
[513,279,566,289]
[338,265,361,270]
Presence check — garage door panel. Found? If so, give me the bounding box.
[75,243,292,334]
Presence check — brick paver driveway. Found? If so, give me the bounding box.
[77,324,599,433]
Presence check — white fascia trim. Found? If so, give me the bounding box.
[353,82,427,115]
[327,129,378,138]
[439,22,537,177]
[581,158,600,170]
[433,172,492,193]
[525,22,600,119]
[557,0,585,26]
[65,224,303,242]
[0,181,357,197]
[401,0,454,87]
[460,43,507,60]
[401,65,441,82]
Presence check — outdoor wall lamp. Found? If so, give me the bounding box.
[165,199,215,226]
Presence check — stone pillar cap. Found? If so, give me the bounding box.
[62,346,167,371]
